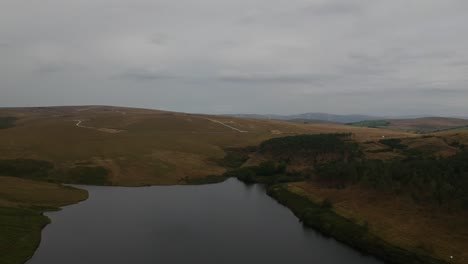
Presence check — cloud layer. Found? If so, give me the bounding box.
[1,0,467,116]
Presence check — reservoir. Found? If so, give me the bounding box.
[29,178,382,264]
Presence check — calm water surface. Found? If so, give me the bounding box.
[29,178,382,264]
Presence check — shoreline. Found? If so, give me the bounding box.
[266,184,449,264]
[24,177,448,264]
[17,187,89,264]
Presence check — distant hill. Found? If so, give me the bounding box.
[285,118,338,125]
[224,113,384,123]
[225,113,468,129]
[2,106,468,264]
[350,117,468,133]
[0,106,413,186]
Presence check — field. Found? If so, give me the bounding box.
[1,106,467,264]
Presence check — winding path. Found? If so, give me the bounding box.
[206,118,248,133]
[73,120,125,134]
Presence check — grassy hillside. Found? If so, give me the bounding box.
[0,176,87,264]
[222,132,468,264]
[0,106,412,264]
[2,106,465,264]
[0,106,412,186]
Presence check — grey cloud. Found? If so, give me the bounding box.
[422,88,468,94]
[327,86,468,97]
[218,73,336,84]
[35,62,85,73]
[342,50,459,76]
[0,0,467,116]
[303,1,364,16]
[148,33,169,46]
[116,69,177,81]
[339,53,397,76]
[448,60,468,67]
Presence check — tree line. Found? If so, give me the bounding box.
[316,151,468,209]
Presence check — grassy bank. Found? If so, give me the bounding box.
[0,159,111,185]
[267,184,448,264]
[0,177,88,264]
[182,175,228,185]
[220,134,463,264]
[0,207,51,264]
[226,162,451,264]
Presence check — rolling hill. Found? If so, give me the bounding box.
[1,106,468,264]
[0,106,413,186]
[225,113,383,123]
[350,117,468,133]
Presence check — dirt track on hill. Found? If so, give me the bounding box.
[74,120,125,134]
[206,118,248,133]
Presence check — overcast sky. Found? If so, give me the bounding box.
[1,0,468,116]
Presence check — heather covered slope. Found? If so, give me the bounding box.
[0,106,412,186]
[351,117,468,133]
[8,106,468,264]
[221,133,468,264]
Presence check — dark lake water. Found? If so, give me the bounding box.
[29,178,382,264]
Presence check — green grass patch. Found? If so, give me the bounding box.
[0,178,87,264]
[0,207,50,264]
[0,159,111,185]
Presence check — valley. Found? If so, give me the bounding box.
[0,106,467,264]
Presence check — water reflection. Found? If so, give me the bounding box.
[29,178,382,264]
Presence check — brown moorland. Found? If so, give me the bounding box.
[2,106,467,264]
[386,117,468,133]
[288,181,468,264]
[236,130,468,264]
[353,117,468,133]
[0,106,414,186]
